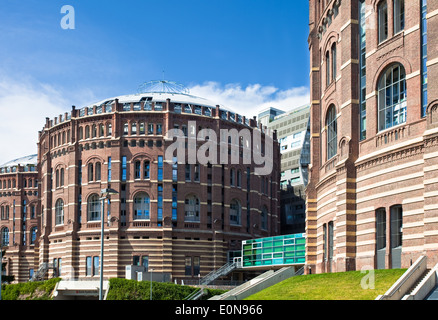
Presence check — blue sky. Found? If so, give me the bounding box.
[0,0,310,164]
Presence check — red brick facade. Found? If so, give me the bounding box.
[32,92,280,282]
[307,0,438,274]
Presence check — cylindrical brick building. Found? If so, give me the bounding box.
[35,82,281,282]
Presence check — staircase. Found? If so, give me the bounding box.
[184,259,241,300]
[200,260,240,286]
[30,263,56,282]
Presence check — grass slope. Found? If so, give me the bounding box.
[245,269,407,300]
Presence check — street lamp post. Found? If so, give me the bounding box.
[99,188,118,301]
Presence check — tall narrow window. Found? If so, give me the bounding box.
[378,1,388,43]
[157,156,163,182]
[376,208,386,251]
[139,122,145,135]
[107,123,112,137]
[421,0,428,118]
[393,0,405,34]
[185,257,192,276]
[328,221,334,261]
[134,161,141,179]
[131,122,137,135]
[331,43,337,81]
[86,257,92,276]
[157,184,163,222]
[230,199,241,225]
[107,157,112,182]
[378,64,407,131]
[60,168,64,186]
[55,199,64,225]
[326,51,331,87]
[359,0,367,140]
[123,123,129,136]
[326,105,337,160]
[121,156,127,182]
[87,194,100,221]
[93,256,100,276]
[144,160,150,179]
[1,227,9,246]
[88,163,94,182]
[95,162,101,181]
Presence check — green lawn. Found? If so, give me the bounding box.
[245,269,407,300]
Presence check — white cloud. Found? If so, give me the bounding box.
[0,76,68,165]
[189,81,310,117]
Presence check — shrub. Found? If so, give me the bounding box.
[107,278,227,300]
[1,278,61,300]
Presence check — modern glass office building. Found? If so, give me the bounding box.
[241,233,305,268]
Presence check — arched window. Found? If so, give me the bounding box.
[95,162,101,181]
[92,124,97,138]
[237,170,242,188]
[230,199,241,225]
[87,194,100,221]
[378,64,407,131]
[60,168,64,186]
[326,50,330,87]
[106,123,112,137]
[131,122,137,135]
[55,199,64,225]
[331,43,337,81]
[88,163,94,182]
[85,125,90,139]
[326,105,338,160]
[123,123,129,136]
[133,192,150,220]
[261,206,268,230]
[184,195,200,222]
[78,127,84,140]
[30,226,37,245]
[230,168,235,186]
[99,124,105,137]
[134,161,141,179]
[1,227,9,246]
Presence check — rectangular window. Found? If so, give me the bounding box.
[93,256,100,276]
[86,256,92,276]
[390,205,403,249]
[122,156,127,182]
[359,0,367,140]
[421,0,428,118]
[144,161,150,179]
[193,257,200,276]
[148,123,154,135]
[378,1,388,43]
[108,157,112,182]
[393,0,405,34]
[133,256,140,266]
[156,123,162,135]
[135,161,141,179]
[194,164,200,182]
[376,208,386,250]
[157,156,163,182]
[185,164,191,181]
[157,184,163,222]
[185,257,192,276]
